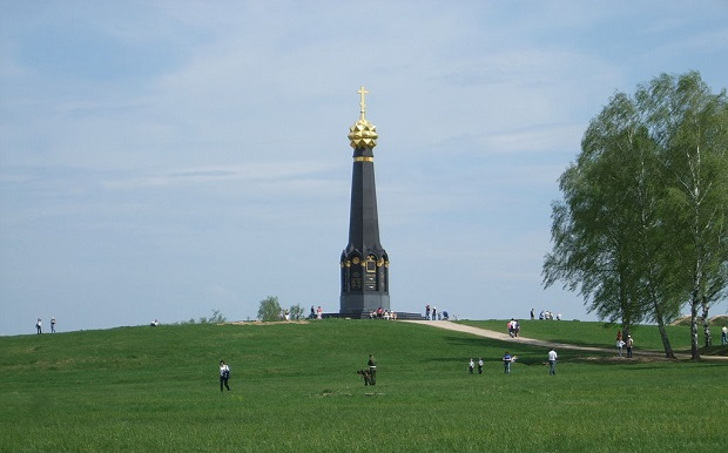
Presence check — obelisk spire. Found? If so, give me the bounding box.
[340,86,390,318]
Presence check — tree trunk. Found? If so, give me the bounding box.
[656,321,675,358]
[690,298,701,360]
[702,300,711,347]
[652,302,675,359]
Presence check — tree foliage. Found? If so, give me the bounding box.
[175,309,227,325]
[544,71,728,359]
[641,72,728,357]
[257,296,282,322]
[289,304,305,320]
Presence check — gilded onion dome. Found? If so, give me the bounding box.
[348,86,378,149]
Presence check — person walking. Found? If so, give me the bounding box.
[50,317,56,333]
[477,358,484,375]
[548,348,558,375]
[368,354,377,385]
[721,325,728,345]
[616,338,625,357]
[502,351,513,374]
[468,359,475,374]
[626,335,634,358]
[219,360,230,392]
[35,318,42,334]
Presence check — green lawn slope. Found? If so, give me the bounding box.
[1,320,726,452]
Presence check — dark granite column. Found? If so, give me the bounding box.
[340,86,390,317]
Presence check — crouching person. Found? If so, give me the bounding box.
[357,369,373,385]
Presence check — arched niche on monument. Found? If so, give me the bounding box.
[349,255,363,291]
[364,255,378,291]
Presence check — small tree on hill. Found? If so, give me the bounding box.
[289,304,305,320]
[257,296,282,322]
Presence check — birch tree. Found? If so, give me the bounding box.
[544,72,727,359]
[638,72,728,359]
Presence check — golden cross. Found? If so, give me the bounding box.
[357,85,369,119]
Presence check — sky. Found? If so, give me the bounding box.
[2,1,728,336]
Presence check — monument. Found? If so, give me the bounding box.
[339,86,390,318]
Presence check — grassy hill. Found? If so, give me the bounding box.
[1,320,726,452]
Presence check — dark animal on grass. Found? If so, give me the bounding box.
[357,369,374,386]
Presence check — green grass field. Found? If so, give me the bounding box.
[1,320,726,452]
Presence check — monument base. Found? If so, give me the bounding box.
[340,293,390,318]
[326,311,425,320]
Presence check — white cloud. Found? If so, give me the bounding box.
[100,161,334,189]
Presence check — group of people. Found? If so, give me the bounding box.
[468,358,485,374]
[308,306,324,320]
[469,349,558,375]
[507,318,520,337]
[34,317,56,334]
[424,305,449,321]
[530,308,561,321]
[369,308,397,320]
[615,330,634,358]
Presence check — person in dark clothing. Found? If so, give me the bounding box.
[357,369,374,385]
[219,360,230,392]
[367,354,377,385]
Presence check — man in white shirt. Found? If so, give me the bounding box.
[219,360,230,392]
[548,348,558,375]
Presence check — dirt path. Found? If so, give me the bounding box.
[402,320,612,353]
[400,320,725,361]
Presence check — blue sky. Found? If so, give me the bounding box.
[2,1,727,335]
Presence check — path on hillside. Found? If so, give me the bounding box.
[402,320,612,353]
[400,320,707,360]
